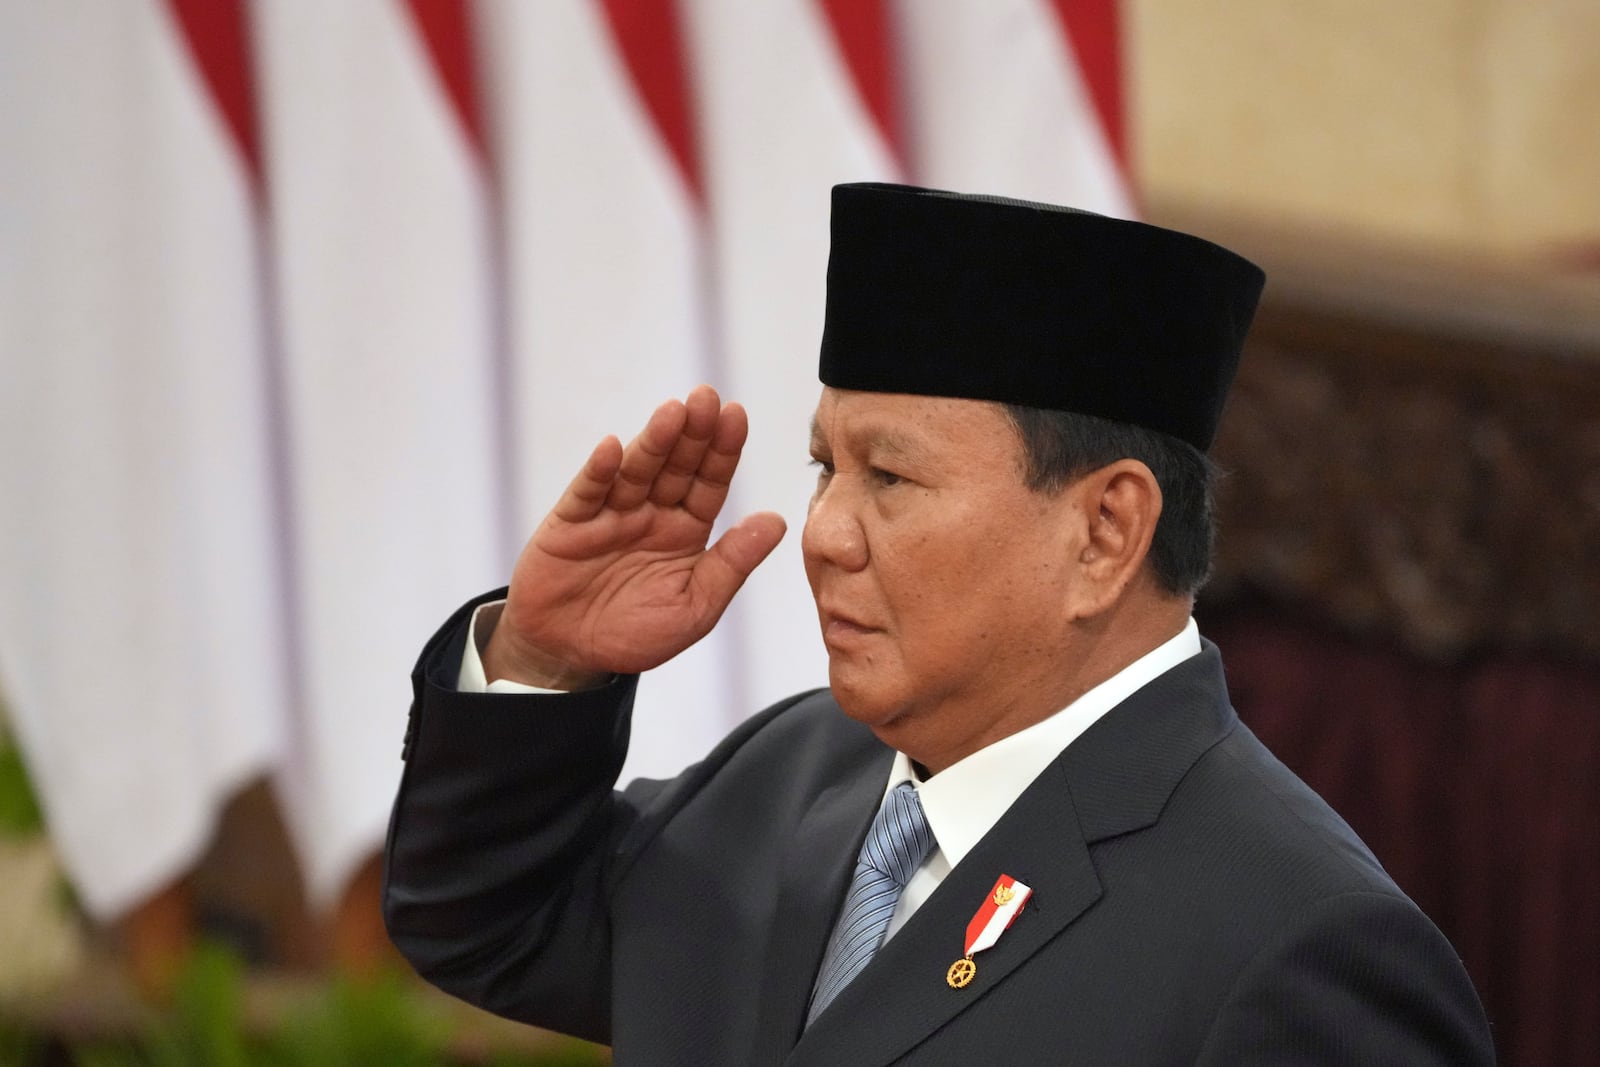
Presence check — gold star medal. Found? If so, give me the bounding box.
[947,874,1033,989]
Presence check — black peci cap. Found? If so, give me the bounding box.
[817,183,1266,452]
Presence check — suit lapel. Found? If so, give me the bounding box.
[784,644,1237,1067]
[750,742,893,1065]
[788,758,1099,1067]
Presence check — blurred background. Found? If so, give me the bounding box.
[1,1,1596,1064]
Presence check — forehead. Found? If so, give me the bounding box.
[809,386,1021,464]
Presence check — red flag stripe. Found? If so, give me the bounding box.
[597,0,703,203]
[402,0,487,157]
[164,0,263,184]
[1047,0,1127,171]
[816,0,902,172]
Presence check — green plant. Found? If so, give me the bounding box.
[0,730,45,839]
[258,970,447,1067]
[73,942,252,1067]
[0,1018,47,1066]
[64,942,609,1066]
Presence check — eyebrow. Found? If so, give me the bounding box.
[866,430,925,462]
[809,413,931,464]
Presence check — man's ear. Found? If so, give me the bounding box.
[1064,459,1163,619]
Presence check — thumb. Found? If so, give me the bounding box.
[692,511,787,611]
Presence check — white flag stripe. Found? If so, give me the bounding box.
[895,0,1133,216]
[475,0,737,780]
[0,0,285,918]
[251,0,502,906]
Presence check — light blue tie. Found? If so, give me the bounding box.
[806,782,936,1025]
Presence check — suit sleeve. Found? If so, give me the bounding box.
[1195,890,1495,1065]
[381,592,647,1045]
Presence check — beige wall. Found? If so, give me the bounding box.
[1129,0,1600,255]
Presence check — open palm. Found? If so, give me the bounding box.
[487,385,786,683]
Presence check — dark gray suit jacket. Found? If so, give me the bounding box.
[383,594,1494,1064]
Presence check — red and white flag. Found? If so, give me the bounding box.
[896,0,1133,214]
[476,0,737,780]
[0,0,286,919]
[682,0,901,712]
[0,1,1131,918]
[250,0,504,907]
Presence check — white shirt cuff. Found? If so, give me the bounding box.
[456,600,570,695]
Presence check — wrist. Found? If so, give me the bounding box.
[478,603,611,691]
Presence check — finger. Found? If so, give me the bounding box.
[606,398,688,510]
[550,435,624,523]
[682,401,750,524]
[690,511,788,621]
[649,384,721,507]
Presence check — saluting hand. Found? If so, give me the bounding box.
[483,385,786,688]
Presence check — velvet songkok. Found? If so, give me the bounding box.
[817,183,1266,452]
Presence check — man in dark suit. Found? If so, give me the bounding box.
[383,183,1494,1064]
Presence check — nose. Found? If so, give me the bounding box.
[802,476,869,573]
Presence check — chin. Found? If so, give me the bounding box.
[826,664,909,732]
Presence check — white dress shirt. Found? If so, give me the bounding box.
[881,618,1200,937]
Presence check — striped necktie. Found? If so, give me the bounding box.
[806,781,936,1025]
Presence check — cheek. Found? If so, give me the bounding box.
[919,525,1066,643]
[883,554,986,659]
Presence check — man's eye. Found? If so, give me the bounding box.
[810,458,835,477]
[870,467,903,487]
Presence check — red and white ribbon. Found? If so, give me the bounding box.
[965,874,1033,957]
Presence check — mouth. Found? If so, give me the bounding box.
[818,607,880,648]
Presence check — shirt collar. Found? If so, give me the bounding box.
[886,618,1201,869]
